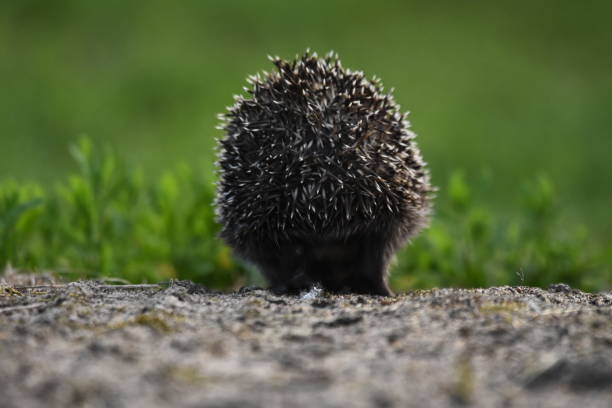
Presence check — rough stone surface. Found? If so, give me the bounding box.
[1,273,611,408]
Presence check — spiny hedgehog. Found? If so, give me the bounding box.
[214,51,433,296]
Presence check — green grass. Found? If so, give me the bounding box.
[391,173,610,291]
[1,139,609,291]
[1,139,245,287]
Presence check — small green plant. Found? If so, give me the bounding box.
[0,182,43,267]
[0,138,245,288]
[391,172,609,292]
[0,139,609,291]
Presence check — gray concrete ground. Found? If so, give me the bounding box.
[1,272,611,408]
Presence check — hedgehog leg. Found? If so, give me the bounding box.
[304,237,392,296]
[254,260,299,295]
[345,237,393,296]
[251,241,313,295]
[348,265,392,296]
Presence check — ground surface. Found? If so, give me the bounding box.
[1,273,611,408]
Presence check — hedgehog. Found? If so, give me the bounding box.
[214,51,433,296]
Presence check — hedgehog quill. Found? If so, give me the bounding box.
[215,51,433,295]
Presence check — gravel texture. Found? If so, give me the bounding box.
[1,272,611,408]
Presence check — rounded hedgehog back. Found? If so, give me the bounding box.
[215,51,432,253]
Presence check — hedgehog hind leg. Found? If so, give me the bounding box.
[347,270,393,296]
[305,237,393,296]
[324,232,393,296]
[345,244,393,296]
[249,241,314,295]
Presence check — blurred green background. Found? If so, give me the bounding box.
[1,0,611,289]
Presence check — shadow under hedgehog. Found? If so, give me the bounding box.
[214,51,433,296]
